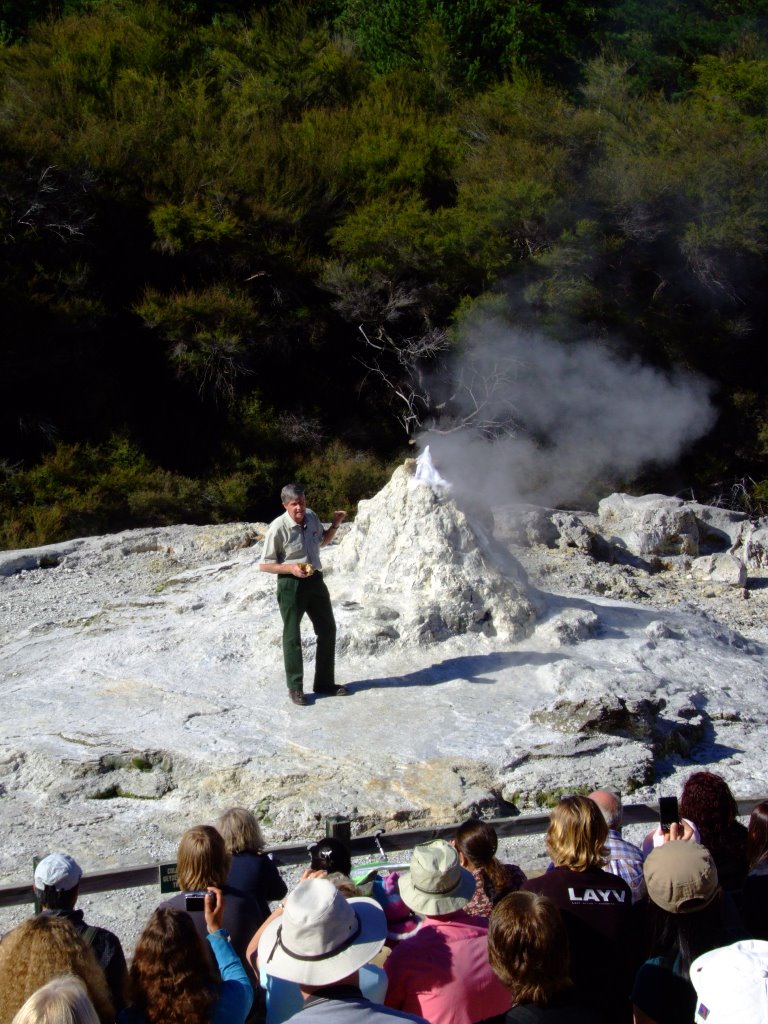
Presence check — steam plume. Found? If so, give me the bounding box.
[420,319,715,508]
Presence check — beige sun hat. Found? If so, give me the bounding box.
[398,839,476,916]
[643,841,719,914]
[258,877,386,986]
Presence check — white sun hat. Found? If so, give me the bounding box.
[258,877,386,987]
[691,939,768,1022]
[34,853,83,892]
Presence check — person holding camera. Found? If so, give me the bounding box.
[160,825,267,969]
[120,887,252,1024]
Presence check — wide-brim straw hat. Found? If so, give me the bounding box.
[258,878,386,986]
[399,839,476,916]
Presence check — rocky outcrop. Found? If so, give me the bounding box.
[690,553,747,588]
[499,735,657,808]
[495,492,765,586]
[536,609,599,646]
[2,466,768,942]
[598,493,701,557]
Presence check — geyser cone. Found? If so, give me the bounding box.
[334,458,536,643]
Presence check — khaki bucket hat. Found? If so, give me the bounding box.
[399,839,476,916]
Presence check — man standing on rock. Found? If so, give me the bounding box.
[260,483,348,706]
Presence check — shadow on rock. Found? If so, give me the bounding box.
[351,650,568,691]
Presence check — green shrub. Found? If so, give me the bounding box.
[0,437,265,548]
[0,436,387,548]
[292,441,394,519]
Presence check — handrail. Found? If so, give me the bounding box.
[1,797,763,911]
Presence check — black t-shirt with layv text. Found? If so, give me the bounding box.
[523,867,636,1023]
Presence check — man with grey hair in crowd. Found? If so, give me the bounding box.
[589,788,646,903]
[260,483,347,706]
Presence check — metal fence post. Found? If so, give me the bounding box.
[325,815,351,849]
[32,856,41,915]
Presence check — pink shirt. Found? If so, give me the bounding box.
[384,910,510,1024]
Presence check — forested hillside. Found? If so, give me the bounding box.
[2,0,768,547]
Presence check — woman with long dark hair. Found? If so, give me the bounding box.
[742,800,768,940]
[631,841,742,1024]
[679,772,748,892]
[120,888,252,1024]
[453,819,526,916]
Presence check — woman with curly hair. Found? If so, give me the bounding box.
[11,975,100,1024]
[522,795,635,1022]
[453,819,526,917]
[679,772,748,893]
[0,916,113,1024]
[742,800,768,940]
[120,887,252,1024]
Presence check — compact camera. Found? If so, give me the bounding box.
[184,890,215,912]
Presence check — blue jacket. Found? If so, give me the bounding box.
[118,930,253,1024]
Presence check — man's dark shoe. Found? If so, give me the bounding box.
[289,690,308,706]
[314,685,349,696]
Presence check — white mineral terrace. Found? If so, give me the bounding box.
[1,460,767,946]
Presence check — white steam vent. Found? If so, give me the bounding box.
[409,445,451,492]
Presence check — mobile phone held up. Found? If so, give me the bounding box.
[185,890,215,912]
[659,796,679,833]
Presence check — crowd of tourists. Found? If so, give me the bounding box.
[1,773,767,1024]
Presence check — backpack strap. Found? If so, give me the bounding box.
[80,925,98,947]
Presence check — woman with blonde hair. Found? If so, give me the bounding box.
[11,976,100,1024]
[453,819,526,916]
[0,916,113,1024]
[216,807,286,920]
[522,795,636,1022]
[160,823,265,968]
